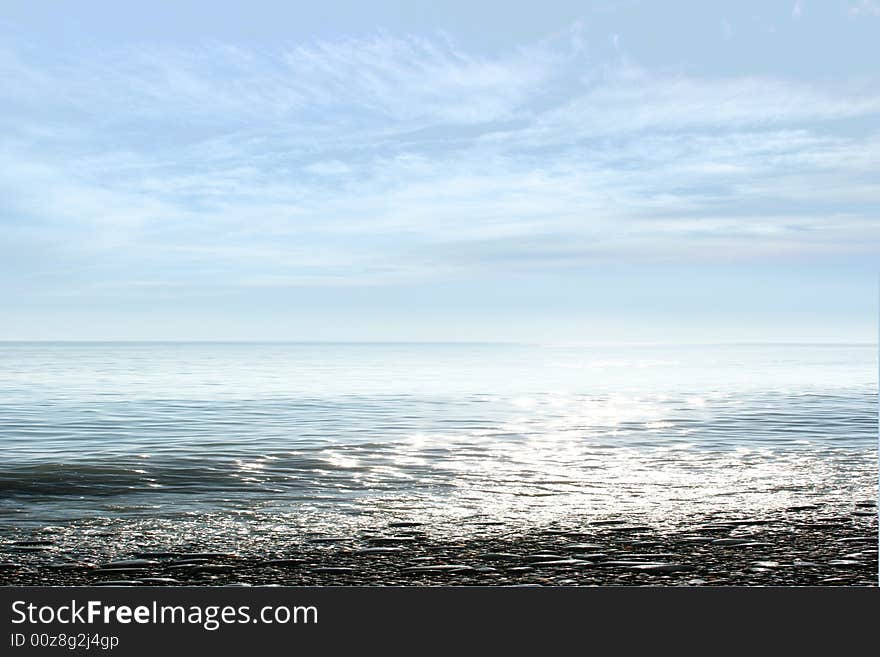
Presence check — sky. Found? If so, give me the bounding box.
[1,1,878,342]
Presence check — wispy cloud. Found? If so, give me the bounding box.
[1,28,879,296]
[848,0,880,16]
[1,35,565,126]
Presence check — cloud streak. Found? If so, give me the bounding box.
[1,28,879,296]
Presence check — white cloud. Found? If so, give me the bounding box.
[303,160,353,176]
[849,0,880,16]
[0,34,567,127]
[0,29,879,294]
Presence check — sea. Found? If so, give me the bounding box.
[0,342,876,544]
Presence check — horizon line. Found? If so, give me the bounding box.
[0,340,876,347]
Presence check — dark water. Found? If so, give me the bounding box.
[0,342,876,539]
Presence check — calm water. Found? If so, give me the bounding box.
[0,342,876,539]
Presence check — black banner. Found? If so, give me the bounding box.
[1,586,877,655]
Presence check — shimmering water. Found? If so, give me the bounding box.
[0,342,876,537]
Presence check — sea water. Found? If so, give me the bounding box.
[0,342,875,540]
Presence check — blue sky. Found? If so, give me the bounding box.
[1,1,878,341]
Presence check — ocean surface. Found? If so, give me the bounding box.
[0,342,876,541]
